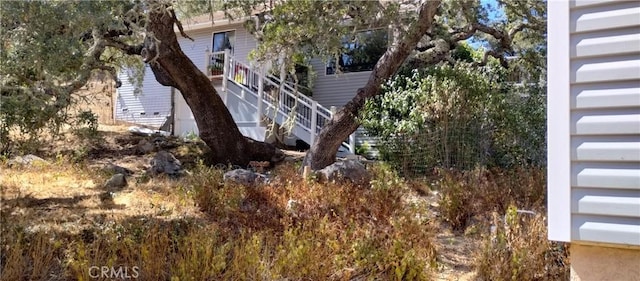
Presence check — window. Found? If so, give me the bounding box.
[212,31,235,53]
[210,31,235,75]
[326,29,388,75]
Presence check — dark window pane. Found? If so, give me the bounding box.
[212,31,234,52]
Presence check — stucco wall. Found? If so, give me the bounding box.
[570,244,640,281]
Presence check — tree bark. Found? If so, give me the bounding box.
[302,0,441,170]
[144,5,278,166]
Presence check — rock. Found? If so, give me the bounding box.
[223,169,268,186]
[317,159,371,186]
[104,173,127,190]
[8,154,49,166]
[103,163,133,175]
[128,126,170,137]
[149,151,182,176]
[284,156,300,163]
[137,139,155,154]
[270,148,286,163]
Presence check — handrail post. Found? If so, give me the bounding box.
[257,66,264,125]
[349,133,356,154]
[222,49,230,92]
[310,101,318,146]
[205,49,211,74]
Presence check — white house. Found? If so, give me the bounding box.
[547,1,640,280]
[115,12,383,153]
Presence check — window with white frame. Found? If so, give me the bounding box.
[212,30,235,53]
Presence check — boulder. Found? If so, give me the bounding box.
[104,173,127,190]
[137,139,155,154]
[223,169,268,186]
[149,151,182,176]
[8,154,49,166]
[128,126,170,137]
[103,163,133,175]
[317,159,371,186]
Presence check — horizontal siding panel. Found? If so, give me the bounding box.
[574,141,640,162]
[567,0,640,247]
[574,59,640,83]
[572,188,640,217]
[355,127,380,159]
[574,86,640,109]
[573,113,640,135]
[115,65,171,128]
[572,215,640,245]
[573,0,627,9]
[574,33,640,58]
[310,59,370,107]
[572,6,640,33]
[572,164,640,190]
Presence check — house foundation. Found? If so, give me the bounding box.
[570,244,640,281]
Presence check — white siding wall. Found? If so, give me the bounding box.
[179,23,257,71]
[172,23,258,137]
[549,0,640,246]
[310,59,370,107]
[117,22,258,135]
[115,65,171,128]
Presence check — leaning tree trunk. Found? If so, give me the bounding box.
[302,0,441,170]
[143,5,277,166]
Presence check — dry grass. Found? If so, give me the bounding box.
[1,155,437,280]
[0,128,568,280]
[432,167,570,280]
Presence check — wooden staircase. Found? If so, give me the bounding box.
[207,50,356,154]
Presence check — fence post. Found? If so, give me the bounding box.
[310,101,318,146]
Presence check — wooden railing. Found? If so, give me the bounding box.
[206,49,356,153]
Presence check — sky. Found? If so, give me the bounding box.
[468,0,506,49]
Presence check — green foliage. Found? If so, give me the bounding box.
[0,0,143,155]
[362,61,546,174]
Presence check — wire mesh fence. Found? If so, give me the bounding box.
[375,116,546,178]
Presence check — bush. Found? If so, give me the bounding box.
[361,62,546,176]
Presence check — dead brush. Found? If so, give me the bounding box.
[474,206,570,281]
[1,160,438,280]
[435,167,548,232]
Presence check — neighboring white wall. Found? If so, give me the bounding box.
[115,65,171,128]
[117,22,258,133]
[548,0,640,246]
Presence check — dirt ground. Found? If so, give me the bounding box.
[0,124,479,280]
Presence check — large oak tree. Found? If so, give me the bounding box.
[1,0,545,169]
[233,0,546,169]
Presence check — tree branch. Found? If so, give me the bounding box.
[104,38,144,55]
[171,8,194,41]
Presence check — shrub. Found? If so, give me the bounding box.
[361,62,546,176]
